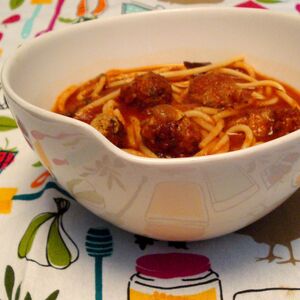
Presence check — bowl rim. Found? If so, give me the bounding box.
[2,7,300,167]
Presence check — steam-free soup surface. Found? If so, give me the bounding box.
[53,57,300,158]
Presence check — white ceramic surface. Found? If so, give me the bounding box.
[2,8,300,241]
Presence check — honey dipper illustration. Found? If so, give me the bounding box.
[86,228,113,300]
[237,191,300,265]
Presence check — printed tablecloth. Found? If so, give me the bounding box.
[1,1,300,299]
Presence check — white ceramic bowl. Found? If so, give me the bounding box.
[2,8,300,241]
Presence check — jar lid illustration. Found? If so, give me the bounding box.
[136,253,211,279]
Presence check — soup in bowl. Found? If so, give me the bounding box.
[2,8,300,241]
[53,57,300,158]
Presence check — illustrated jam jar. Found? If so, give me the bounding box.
[128,253,223,300]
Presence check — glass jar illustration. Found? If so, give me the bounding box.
[128,253,223,300]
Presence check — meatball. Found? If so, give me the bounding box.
[188,72,250,108]
[119,72,172,108]
[273,108,300,137]
[90,113,125,147]
[146,104,184,123]
[141,105,202,157]
[228,108,275,139]
[248,109,275,138]
[227,107,300,140]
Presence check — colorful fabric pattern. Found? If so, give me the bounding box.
[1,1,300,299]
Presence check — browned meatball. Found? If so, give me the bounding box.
[119,72,172,108]
[228,108,275,139]
[273,108,300,137]
[141,105,202,157]
[227,107,300,140]
[91,113,126,147]
[188,72,250,108]
[248,109,275,138]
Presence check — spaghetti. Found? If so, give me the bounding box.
[53,57,300,158]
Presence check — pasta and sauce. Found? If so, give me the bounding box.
[53,57,300,158]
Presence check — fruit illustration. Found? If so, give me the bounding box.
[18,198,79,269]
[0,138,18,174]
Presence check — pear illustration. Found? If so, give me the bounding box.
[18,198,79,269]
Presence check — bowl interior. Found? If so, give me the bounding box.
[4,8,300,112]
